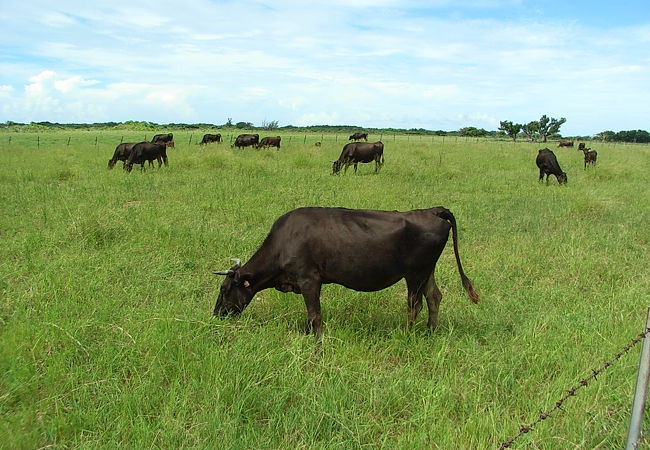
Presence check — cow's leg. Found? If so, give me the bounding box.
[405,276,425,330]
[538,170,544,182]
[423,272,443,330]
[353,163,358,174]
[300,281,323,339]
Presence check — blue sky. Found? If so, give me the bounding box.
[1,0,648,135]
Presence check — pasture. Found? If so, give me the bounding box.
[1,130,649,448]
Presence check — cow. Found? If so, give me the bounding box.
[332,141,384,175]
[200,134,222,145]
[257,136,281,150]
[580,147,598,169]
[152,133,174,148]
[314,142,322,147]
[212,206,478,338]
[124,142,169,172]
[108,142,137,169]
[536,148,567,184]
[349,132,368,141]
[558,140,574,148]
[233,134,259,149]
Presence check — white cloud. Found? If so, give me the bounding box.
[1,1,649,133]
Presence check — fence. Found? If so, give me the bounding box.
[500,308,650,448]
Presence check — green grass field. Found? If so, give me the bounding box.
[1,130,649,448]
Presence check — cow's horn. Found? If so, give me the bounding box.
[230,258,241,267]
[213,270,234,276]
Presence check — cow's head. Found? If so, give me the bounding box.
[331,160,342,175]
[108,159,116,169]
[558,172,568,184]
[123,162,133,173]
[213,258,254,316]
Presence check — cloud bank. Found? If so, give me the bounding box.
[1,0,649,134]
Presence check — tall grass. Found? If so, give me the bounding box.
[1,130,649,448]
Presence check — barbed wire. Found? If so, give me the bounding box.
[499,327,650,449]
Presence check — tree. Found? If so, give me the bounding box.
[261,120,279,130]
[521,121,540,142]
[498,120,522,142]
[537,115,566,143]
[235,121,253,129]
[224,118,233,128]
[458,126,489,137]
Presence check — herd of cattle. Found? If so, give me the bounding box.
[535,141,598,184]
[104,130,601,337]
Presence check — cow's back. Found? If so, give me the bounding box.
[258,207,451,291]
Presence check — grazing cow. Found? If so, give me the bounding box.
[108,142,137,169]
[233,134,259,149]
[152,133,174,148]
[332,141,384,174]
[536,148,567,184]
[213,206,478,338]
[349,132,368,141]
[314,142,322,147]
[200,134,222,145]
[580,147,598,169]
[124,142,168,172]
[578,142,586,151]
[258,136,281,150]
[558,140,574,148]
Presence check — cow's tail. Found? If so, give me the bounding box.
[435,208,479,303]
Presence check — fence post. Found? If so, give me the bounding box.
[37,135,40,148]
[626,308,650,449]
[189,134,193,145]
[67,137,71,147]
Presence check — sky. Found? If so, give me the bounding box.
[1,0,649,135]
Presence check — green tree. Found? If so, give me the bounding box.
[521,121,540,142]
[498,120,522,142]
[537,115,566,143]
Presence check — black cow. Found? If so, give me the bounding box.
[213,206,478,338]
[332,141,384,174]
[558,140,574,148]
[536,148,567,184]
[200,134,222,145]
[258,136,281,150]
[233,134,259,149]
[580,147,598,169]
[152,133,174,148]
[108,142,137,169]
[124,142,169,172]
[349,132,368,141]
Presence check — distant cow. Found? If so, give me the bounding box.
[108,142,137,169]
[233,134,259,149]
[212,206,478,338]
[314,142,322,147]
[536,148,567,184]
[200,134,222,145]
[124,142,169,172]
[580,147,598,169]
[332,141,384,175]
[258,136,281,150]
[349,132,368,141]
[152,133,174,148]
[558,140,574,148]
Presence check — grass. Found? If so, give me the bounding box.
[1,130,650,448]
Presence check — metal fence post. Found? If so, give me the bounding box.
[626,307,650,449]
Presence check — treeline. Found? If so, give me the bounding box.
[596,130,650,143]
[1,120,648,143]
